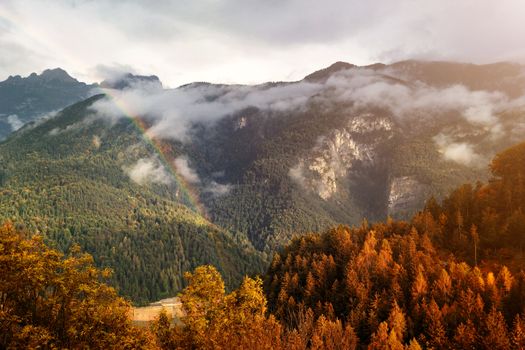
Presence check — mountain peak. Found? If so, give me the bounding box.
[100,73,162,90]
[40,68,78,83]
[304,61,356,82]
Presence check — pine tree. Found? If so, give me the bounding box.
[405,339,422,350]
[368,322,389,350]
[453,320,478,350]
[512,314,525,350]
[482,307,511,350]
[423,300,447,349]
[388,301,407,341]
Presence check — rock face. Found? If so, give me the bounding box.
[235,116,248,130]
[291,114,394,200]
[387,176,428,218]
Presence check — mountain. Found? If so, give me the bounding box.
[0,95,266,304]
[0,68,98,140]
[100,72,163,90]
[1,60,525,303]
[172,60,525,251]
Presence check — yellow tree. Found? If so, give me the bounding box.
[0,222,154,349]
[157,265,283,349]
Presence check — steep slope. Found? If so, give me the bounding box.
[0,95,266,304]
[1,60,524,291]
[0,68,98,140]
[166,61,525,251]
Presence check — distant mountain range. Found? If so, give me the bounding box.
[1,60,524,302]
[0,68,97,140]
[0,69,165,140]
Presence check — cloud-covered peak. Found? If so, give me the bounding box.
[100,73,163,90]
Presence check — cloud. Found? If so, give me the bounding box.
[91,63,137,83]
[174,155,231,196]
[325,69,510,125]
[434,133,483,166]
[90,80,323,141]
[6,114,23,131]
[47,112,97,135]
[2,0,525,86]
[288,164,307,188]
[174,156,200,184]
[204,181,231,196]
[87,65,525,172]
[91,67,517,140]
[124,157,171,185]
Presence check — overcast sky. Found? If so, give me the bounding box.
[1,0,524,87]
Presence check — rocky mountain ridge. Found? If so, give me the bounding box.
[0,68,98,139]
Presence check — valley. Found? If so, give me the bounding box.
[2,1,525,348]
[1,61,525,304]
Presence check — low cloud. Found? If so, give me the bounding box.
[325,69,511,130]
[288,164,307,188]
[204,181,231,196]
[124,157,171,185]
[174,156,200,184]
[92,63,137,83]
[174,155,231,196]
[89,65,525,173]
[7,115,24,131]
[90,80,323,141]
[90,66,524,146]
[47,113,97,136]
[434,133,483,166]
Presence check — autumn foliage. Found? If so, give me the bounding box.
[264,223,525,349]
[152,265,359,350]
[0,222,154,349]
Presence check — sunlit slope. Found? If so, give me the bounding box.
[0,95,266,304]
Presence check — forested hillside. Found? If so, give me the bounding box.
[422,141,525,269]
[1,60,525,306]
[3,141,525,349]
[0,95,266,304]
[170,61,525,252]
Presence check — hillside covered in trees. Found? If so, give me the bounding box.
[0,96,266,304]
[3,60,525,307]
[260,141,525,348]
[3,141,525,349]
[422,141,525,269]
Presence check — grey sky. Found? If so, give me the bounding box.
[1,0,524,86]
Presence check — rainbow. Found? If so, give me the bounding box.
[102,90,206,216]
[0,5,205,217]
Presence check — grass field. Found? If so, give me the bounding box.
[131,297,184,327]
